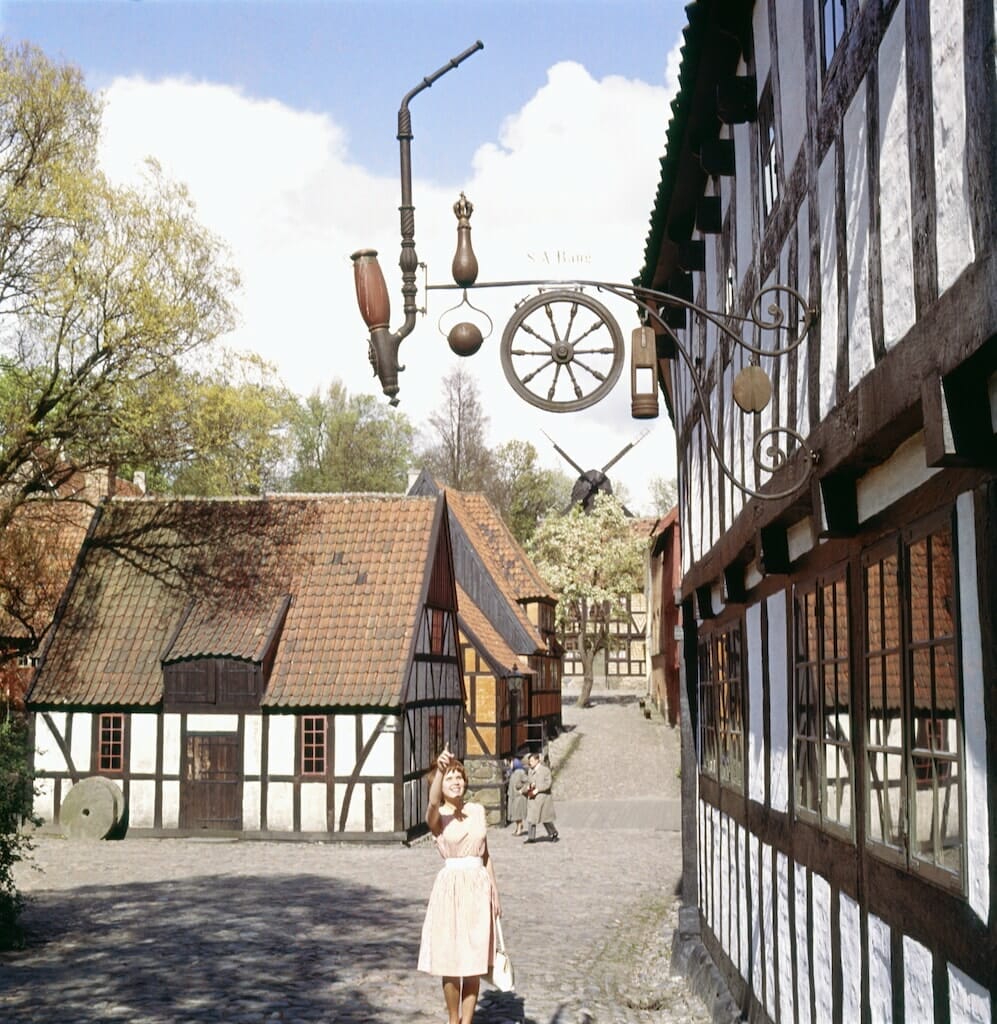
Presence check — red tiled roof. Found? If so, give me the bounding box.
[456,584,519,670]
[29,494,443,709]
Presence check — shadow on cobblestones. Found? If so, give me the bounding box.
[2,872,422,1023]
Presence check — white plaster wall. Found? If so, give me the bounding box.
[163,715,181,775]
[187,714,237,732]
[795,864,812,1022]
[267,781,294,830]
[336,782,365,832]
[903,935,934,1024]
[243,714,262,774]
[335,714,357,776]
[776,0,806,172]
[35,712,66,772]
[243,780,261,830]
[878,5,916,349]
[738,823,748,980]
[844,82,875,391]
[268,715,295,776]
[812,872,833,1024]
[371,782,394,831]
[856,432,939,522]
[69,713,92,773]
[930,0,974,293]
[161,780,179,828]
[129,780,156,828]
[750,837,763,998]
[868,913,893,1024]
[723,363,735,531]
[735,120,754,287]
[767,591,789,813]
[300,782,327,831]
[762,842,775,1020]
[753,1,770,96]
[787,517,815,563]
[719,812,728,954]
[839,892,862,1023]
[776,852,794,1024]
[818,148,839,420]
[35,777,55,823]
[130,714,158,774]
[948,962,992,1023]
[795,205,812,438]
[956,492,990,923]
[361,715,393,775]
[746,603,765,806]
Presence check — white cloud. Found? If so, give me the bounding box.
[98,53,681,512]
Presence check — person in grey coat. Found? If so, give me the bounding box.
[524,752,559,844]
[506,758,528,835]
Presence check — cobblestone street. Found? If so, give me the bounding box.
[3,695,710,1024]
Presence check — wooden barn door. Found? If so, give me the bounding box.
[180,733,242,830]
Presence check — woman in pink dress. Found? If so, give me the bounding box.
[418,744,501,1024]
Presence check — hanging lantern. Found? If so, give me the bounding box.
[630,325,659,419]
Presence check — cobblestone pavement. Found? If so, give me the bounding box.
[3,692,710,1024]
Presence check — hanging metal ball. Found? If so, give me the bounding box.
[447,321,484,357]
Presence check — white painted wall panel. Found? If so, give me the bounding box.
[747,603,765,805]
[903,935,933,1023]
[762,842,775,1020]
[844,83,875,391]
[795,206,812,438]
[818,148,839,420]
[812,872,833,1024]
[243,781,261,830]
[243,714,262,774]
[35,777,55,823]
[186,714,237,732]
[130,714,157,774]
[267,781,294,830]
[878,5,916,349]
[335,715,357,776]
[839,892,862,1023]
[856,432,939,522]
[930,0,974,292]
[776,0,806,171]
[795,865,812,1022]
[69,713,92,773]
[336,782,365,832]
[738,823,748,980]
[161,780,179,828]
[362,714,393,775]
[948,962,992,1023]
[300,782,327,831]
[268,715,295,776]
[163,715,181,775]
[35,713,66,772]
[868,914,893,1024]
[956,492,990,923]
[777,852,794,1024]
[735,121,754,289]
[371,782,394,831]
[720,812,730,955]
[767,591,789,812]
[750,837,763,998]
[129,780,155,828]
[753,1,771,96]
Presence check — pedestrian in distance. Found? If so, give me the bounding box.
[418,743,503,1024]
[523,751,559,844]
[506,757,528,836]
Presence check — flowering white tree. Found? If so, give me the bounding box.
[527,492,646,707]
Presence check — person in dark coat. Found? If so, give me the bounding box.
[506,757,528,835]
[524,752,559,844]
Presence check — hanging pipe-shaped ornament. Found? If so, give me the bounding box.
[447,192,484,356]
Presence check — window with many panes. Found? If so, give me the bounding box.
[794,567,853,836]
[301,716,327,775]
[97,713,125,773]
[864,510,964,891]
[698,622,745,789]
[758,79,780,220]
[819,0,848,78]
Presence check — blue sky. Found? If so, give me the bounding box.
[1,1,687,510]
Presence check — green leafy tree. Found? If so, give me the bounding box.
[417,365,494,492]
[288,380,415,493]
[0,715,38,949]
[484,439,572,545]
[527,493,645,707]
[649,475,679,515]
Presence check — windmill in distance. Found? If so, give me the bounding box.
[543,430,650,514]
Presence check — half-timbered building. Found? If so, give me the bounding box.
[639,1,995,1021]
[27,493,465,840]
[408,472,561,821]
[647,506,682,726]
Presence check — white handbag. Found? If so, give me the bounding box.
[486,916,515,992]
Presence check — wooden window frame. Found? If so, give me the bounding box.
[818,0,849,81]
[863,507,966,894]
[429,607,446,656]
[792,564,855,839]
[300,715,327,776]
[697,620,745,791]
[96,712,125,774]
[758,78,780,221]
